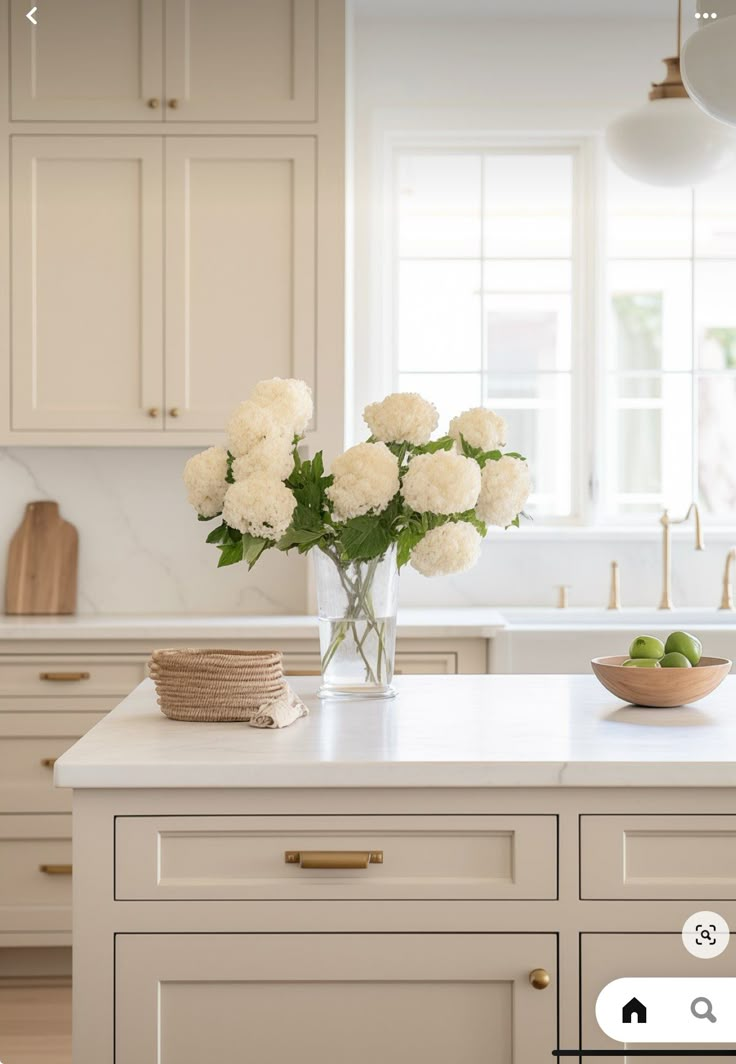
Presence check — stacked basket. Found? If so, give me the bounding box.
[149,649,286,722]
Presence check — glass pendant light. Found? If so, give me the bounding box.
[605,0,736,187]
[681,0,736,127]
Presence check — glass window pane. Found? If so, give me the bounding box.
[699,375,736,516]
[398,154,481,258]
[398,261,481,372]
[485,293,572,372]
[607,162,692,258]
[483,259,571,293]
[483,374,572,517]
[695,262,736,370]
[695,162,736,258]
[483,153,573,258]
[606,374,693,515]
[607,261,692,371]
[398,372,481,435]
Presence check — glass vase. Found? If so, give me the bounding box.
[313,544,399,699]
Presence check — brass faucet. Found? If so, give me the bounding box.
[720,547,736,611]
[659,502,704,610]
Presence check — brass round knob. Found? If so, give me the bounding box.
[168,407,180,418]
[147,407,160,418]
[147,98,160,109]
[529,968,551,990]
[167,98,179,109]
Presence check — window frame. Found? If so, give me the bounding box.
[380,131,601,527]
[374,131,736,532]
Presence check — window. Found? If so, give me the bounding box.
[390,141,736,525]
[605,164,736,521]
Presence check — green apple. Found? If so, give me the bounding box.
[622,658,661,668]
[659,651,692,669]
[665,631,702,666]
[629,635,665,660]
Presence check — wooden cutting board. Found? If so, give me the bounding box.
[5,501,78,615]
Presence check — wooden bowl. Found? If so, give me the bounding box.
[591,655,732,708]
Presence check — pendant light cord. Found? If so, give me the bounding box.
[677,0,682,58]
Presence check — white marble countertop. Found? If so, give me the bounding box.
[55,674,736,789]
[0,608,505,641]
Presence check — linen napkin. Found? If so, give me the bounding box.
[249,685,309,729]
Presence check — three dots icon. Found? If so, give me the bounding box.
[695,11,719,16]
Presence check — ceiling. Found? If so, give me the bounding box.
[353,0,685,18]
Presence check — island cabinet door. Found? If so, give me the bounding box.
[116,933,557,1064]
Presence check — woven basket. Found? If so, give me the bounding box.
[149,648,286,722]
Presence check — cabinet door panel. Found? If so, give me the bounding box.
[11,0,163,120]
[164,0,316,121]
[164,137,316,431]
[11,138,164,431]
[582,933,734,1062]
[117,933,557,1064]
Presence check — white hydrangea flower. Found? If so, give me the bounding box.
[475,456,531,528]
[222,476,296,541]
[401,451,481,515]
[250,377,313,437]
[183,446,229,519]
[327,441,400,522]
[449,407,507,453]
[232,440,294,483]
[410,522,482,577]
[363,392,439,445]
[226,399,291,458]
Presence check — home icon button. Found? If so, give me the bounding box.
[622,997,647,1024]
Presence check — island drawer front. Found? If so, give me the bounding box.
[581,815,736,899]
[115,814,558,901]
[0,713,106,813]
[0,658,147,696]
[0,815,72,932]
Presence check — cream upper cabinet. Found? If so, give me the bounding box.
[10,0,316,123]
[116,932,557,1064]
[164,137,316,431]
[10,0,164,121]
[11,137,164,432]
[164,0,317,122]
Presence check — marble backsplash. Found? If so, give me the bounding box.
[1,447,732,615]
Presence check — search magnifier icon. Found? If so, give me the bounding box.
[691,997,717,1023]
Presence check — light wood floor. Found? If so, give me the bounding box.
[0,986,72,1064]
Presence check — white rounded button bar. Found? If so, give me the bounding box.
[597,978,736,1043]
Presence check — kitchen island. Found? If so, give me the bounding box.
[57,674,736,1064]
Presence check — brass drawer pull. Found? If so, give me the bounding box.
[285,850,383,869]
[39,671,90,682]
[529,968,551,990]
[39,864,72,876]
[40,757,57,768]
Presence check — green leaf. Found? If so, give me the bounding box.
[242,533,269,569]
[414,435,454,455]
[197,512,221,522]
[217,540,244,567]
[340,516,392,561]
[452,510,487,537]
[225,451,235,484]
[504,451,527,462]
[396,526,424,569]
[206,522,228,544]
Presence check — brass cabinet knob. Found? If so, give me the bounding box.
[148,98,160,109]
[168,407,180,418]
[147,407,160,418]
[168,98,179,109]
[529,968,551,990]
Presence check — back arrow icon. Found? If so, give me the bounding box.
[26,6,37,23]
